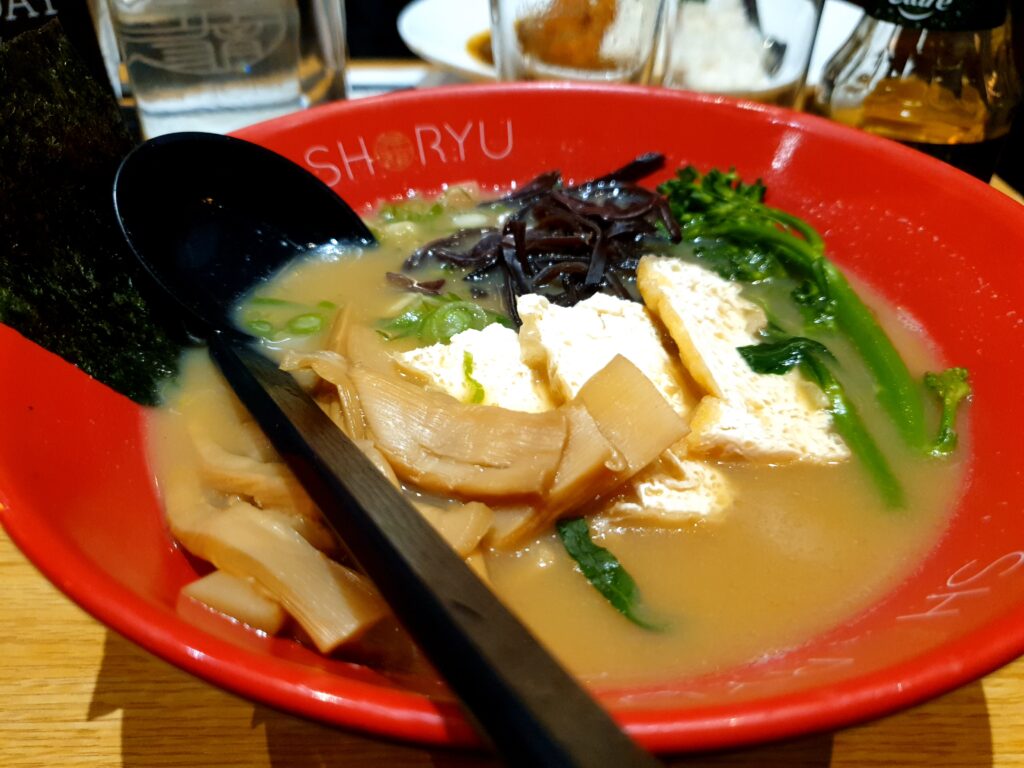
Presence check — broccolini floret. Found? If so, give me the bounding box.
[924,367,972,457]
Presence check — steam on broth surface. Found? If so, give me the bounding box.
[147,180,964,686]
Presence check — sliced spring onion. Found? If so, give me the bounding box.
[462,351,485,404]
[287,313,325,335]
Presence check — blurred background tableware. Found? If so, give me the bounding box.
[489,0,666,83]
[398,0,494,80]
[105,0,348,138]
[810,0,1020,181]
[994,7,1024,190]
[659,0,823,108]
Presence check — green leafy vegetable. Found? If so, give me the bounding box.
[924,367,972,457]
[737,335,834,374]
[659,167,928,451]
[378,293,512,345]
[738,335,905,508]
[556,518,663,630]
[462,351,485,404]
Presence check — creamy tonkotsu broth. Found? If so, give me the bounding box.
[147,183,964,685]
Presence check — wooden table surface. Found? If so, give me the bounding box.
[3,526,1024,768]
[3,61,1024,765]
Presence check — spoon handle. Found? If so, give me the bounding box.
[209,336,663,768]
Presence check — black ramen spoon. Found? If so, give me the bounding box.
[113,132,662,768]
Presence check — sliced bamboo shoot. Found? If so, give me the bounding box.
[354,438,401,488]
[347,325,400,375]
[414,501,494,557]
[172,499,387,653]
[487,358,689,548]
[180,570,286,635]
[576,354,688,474]
[465,550,490,583]
[351,365,567,500]
[193,435,310,511]
[545,404,624,511]
[486,505,537,549]
[324,305,353,356]
[191,436,337,552]
[495,405,623,545]
[281,349,367,439]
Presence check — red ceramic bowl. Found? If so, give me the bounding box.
[3,84,1024,754]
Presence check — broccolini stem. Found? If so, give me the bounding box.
[822,262,928,450]
[771,209,825,252]
[740,337,905,508]
[729,222,928,450]
[719,223,820,272]
[802,355,906,508]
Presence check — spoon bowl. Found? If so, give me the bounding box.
[113,132,374,334]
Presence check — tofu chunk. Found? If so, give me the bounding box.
[518,292,732,525]
[608,444,733,525]
[516,292,696,417]
[637,256,849,464]
[394,323,554,413]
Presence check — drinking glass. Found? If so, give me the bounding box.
[489,0,666,84]
[107,0,347,138]
[660,0,822,108]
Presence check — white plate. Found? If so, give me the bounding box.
[395,0,860,86]
[397,0,496,81]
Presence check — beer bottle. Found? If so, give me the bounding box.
[812,1,1020,180]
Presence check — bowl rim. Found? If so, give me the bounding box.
[5,81,1024,754]
[9,463,1024,751]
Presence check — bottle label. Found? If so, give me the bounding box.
[857,1,1007,31]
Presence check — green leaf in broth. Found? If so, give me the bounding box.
[557,518,664,631]
[377,300,437,340]
[738,335,905,508]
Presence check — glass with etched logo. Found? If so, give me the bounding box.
[490,0,666,83]
[108,0,347,138]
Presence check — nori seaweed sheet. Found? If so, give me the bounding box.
[0,21,182,406]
